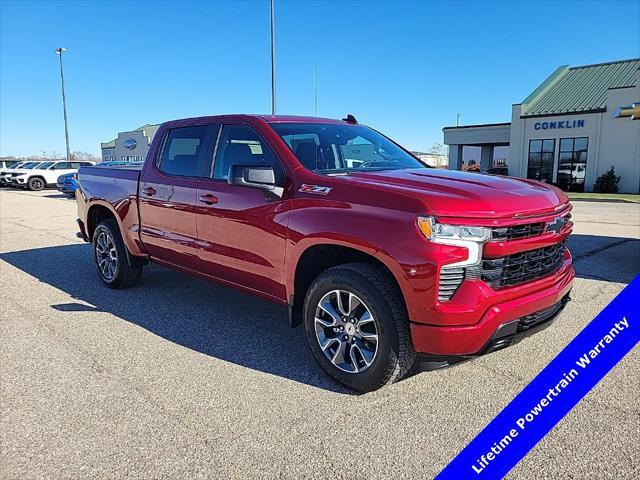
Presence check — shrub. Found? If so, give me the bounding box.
[593,166,620,193]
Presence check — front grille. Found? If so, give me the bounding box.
[491,214,571,241]
[481,240,567,289]
[438,265,465,302]
[492,222,544,240]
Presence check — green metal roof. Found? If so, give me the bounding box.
[135,123,160,131]
[521,59,640,117]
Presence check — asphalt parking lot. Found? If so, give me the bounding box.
[1,188,638,479]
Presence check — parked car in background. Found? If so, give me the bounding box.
[463,165,510,176]
[57,161,142,196]
[0,161,25,185]
[0,161,45,186]
[0,160,20,170]
[12,160,95,191]
[482,166,509,176]
[56,172,78,196]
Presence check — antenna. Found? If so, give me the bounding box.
[342,114,358,124]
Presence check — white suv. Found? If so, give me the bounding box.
[0,161,43,186]
[13,160,95,191]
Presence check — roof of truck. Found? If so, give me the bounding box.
[257,115,349,124]
[161,114,353,127]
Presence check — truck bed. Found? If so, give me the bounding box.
[76,164,142,252]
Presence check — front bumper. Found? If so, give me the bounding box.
[58,186,76,194]
[57,180,77,193]
[410,261,575,356]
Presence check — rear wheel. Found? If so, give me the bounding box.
[28,177,45,191]
[303,263,416,392]
[93,219,142,289]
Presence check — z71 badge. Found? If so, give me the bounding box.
[299,184,332,195]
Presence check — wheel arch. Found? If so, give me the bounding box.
[86,203,119,241]
[289,242,408,327]
[86,203,147,267]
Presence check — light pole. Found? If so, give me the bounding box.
[55,48,71,162]
[270,0,276,115]
[314,64,318,117]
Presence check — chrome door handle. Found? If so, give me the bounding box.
[199,193,219,205]
[142,186,156,196]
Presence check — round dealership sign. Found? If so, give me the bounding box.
[123,138,137,150]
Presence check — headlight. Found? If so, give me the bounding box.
[417,216,490,242]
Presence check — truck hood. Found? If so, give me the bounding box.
[340,168,569,219]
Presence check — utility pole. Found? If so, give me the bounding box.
[314,64,318,117]
[456,113,461,127]
[270,0,276,115]
[56,47,71,161]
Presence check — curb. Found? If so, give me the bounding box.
[569,198,639,204]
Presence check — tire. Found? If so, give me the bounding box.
[27,177,45,191]
[303,263,416,393]
[92,219,142,289]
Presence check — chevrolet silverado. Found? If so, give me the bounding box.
[76,114,574,392]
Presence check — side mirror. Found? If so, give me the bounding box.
[228,164,283,198]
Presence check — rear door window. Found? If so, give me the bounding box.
[159,126,209,177]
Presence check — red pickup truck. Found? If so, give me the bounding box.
[77,114,574,392]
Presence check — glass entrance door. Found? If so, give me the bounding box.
[557,137,588,192]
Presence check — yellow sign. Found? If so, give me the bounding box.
[613,103,640,120]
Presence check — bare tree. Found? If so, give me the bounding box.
[71,151,100,162]
[427,142,447,156]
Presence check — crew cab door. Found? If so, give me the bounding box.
[138,124,217,269]
[195,124,290,301]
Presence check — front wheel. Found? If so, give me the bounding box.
[27,177,45,191]
[303,263,416,392]
[92,219,142,289]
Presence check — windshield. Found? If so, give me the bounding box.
[271,123,427,174]
[19,162,39,169]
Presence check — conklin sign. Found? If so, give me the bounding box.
[534,119,585,130]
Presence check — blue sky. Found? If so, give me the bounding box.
[1,0,638,157]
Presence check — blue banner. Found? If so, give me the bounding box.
[436,275,640,480]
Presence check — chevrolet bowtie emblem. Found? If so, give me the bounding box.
[546,217,564,234]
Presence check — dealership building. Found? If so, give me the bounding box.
[101,124,160,163]
[444,59,640,193]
